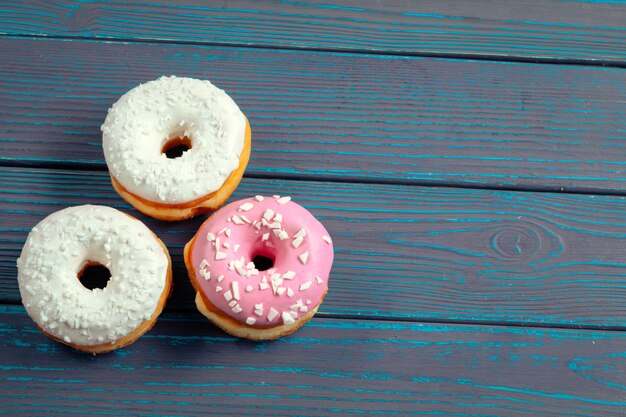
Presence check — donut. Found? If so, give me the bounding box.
[101,76,251,221]
[16,205,172,354]
[184,195,334,340]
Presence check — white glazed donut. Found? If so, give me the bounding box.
[16,205,172,354]
[101,76,251,221]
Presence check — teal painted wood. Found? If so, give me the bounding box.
[4,167,626,328]
[1,305,625,416]
[1,0,626,63]
[1,38,626,193]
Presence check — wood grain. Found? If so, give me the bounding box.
[1,305,625,416]
[1,38,626,193]
[1,0,626,63]
[4,167,626,328]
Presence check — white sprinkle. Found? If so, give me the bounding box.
[268,221,281,229]
[263,209,274,221]
[322,235,332,244]
[282,311,295,324]
[223,242,230,249]
[274,213,283,223]
[225,228,231,237]
[235,264,247,277]
[300,306,308,313]
[217,275,224,282]
[255,195,264,201]
[224,290,233,301]
[216,286,223,293]
[277,287,286,296]
[292,236,304,248]
[246,317,256,325]
[287,288,294,297]
[239,202,254,212]
[268,268,276,274]
[200,269,211,280]
[282,271,296,280]
[218,227,228,236]
[276,196,291,204]
[232,305,242,314]
[273,195,280,199]
[215,251,227,261]
[254,305,264,317]
[246,262,255,270]
[254,222,262,230]
[266,241,275,248]
[259,282,270,290]
[245,285,254,292]
[214,237,221,250]
[228,300,237,308]
[63,336,71,343]
[278,230,289,240]
[315,275,323,285]
[307,299,312,305]
[199,259,209,269]
[267,307,279,322]
[232,282,240,300]
[234,244,240,253]
[207,232,215,242]
[262,232,270,241]
[240,214,251,223]
[231,215,244,225]
[300,281,312,291]
[298,251,309,264]
[295,228,306,238]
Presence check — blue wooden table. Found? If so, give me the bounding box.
[2,1,626,415]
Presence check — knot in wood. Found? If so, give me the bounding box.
[491,225,540,261]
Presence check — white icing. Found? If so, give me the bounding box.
[16,205,169,346]
[101,76,246,204]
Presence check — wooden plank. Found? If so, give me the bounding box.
[1,39,626,193]
[1,305,625,416]
[3,167,626,328]
[1,0,626,63]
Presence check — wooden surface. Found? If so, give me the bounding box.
[1,1,626,415]
[2,0,626,64]
[2,305,626,416]
[4,167,626,328]
[2,38,626,193]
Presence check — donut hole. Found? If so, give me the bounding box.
[78,262,111,290]
[162,136,192,159]
[252,253,275,271]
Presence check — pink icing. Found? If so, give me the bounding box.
[190,195,334,327]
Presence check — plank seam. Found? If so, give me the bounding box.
[2,299,624,333]
[2,32,626,69]
[2,159,626,198]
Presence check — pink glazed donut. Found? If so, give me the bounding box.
[184,195,334,340]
